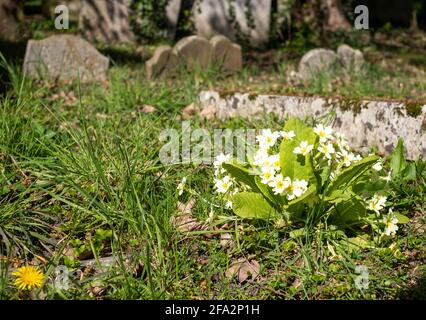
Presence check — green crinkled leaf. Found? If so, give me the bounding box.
[279,118,316,182]
[395,213,410,224]
[326,155,379,196]
[329,195,367,227]
[343,235,373,252]
[222,161,259,192]
[289,228,305,238]
[284,185,317,218]
[232,192,278,219]
[389,139,407,177]
[401,163,417,181]
[254,176,284,206]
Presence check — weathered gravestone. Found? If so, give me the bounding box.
[146,35,242,79]
[79,0,135,43]
[173,35,213,69]
[298,49,340,81]
[146,45,178,80]
[337,44,365,71]
[210,35,242,73]
[23,35,109,83]
[298,45,365,81]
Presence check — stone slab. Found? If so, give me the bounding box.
[198,91,426,159]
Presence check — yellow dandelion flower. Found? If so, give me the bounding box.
[12,266,44,290]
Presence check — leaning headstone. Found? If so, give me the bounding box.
[210,35,242,73]
[0,0,20,41]
[337,44,365,71]
[173,36,212,69]
[146,45,178,80]
[23,35,109,83]
[298,49,340,81]
[78,0,135,43]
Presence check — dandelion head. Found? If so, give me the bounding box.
[12,266,44,290]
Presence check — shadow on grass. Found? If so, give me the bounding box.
[98,46,146,65]
[398,273,426,300]
[0,40,28,96]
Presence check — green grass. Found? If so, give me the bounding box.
[0,48,425,300]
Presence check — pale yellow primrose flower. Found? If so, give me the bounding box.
[383,211,399,237]
[292,179,308,197]
[366,194,387,214]
[270,174,291,195]
[269,154,281,170]
[260,166,275,185]
[338,150,358,167]
[314,124,333,143]
[317,143,336,160]
[293,141,314,156]
[372,160,383,171]
[214,175,233,193]
[253,149,270,167]
[285,179,308,200]
[177,177,187,196]
[280,130,296,141]
[214,153,231,168]
[256,129,281,149]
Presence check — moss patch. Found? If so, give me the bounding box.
[337,97,369,116]
[405,100,424,118]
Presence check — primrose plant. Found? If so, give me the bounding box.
[212,118,409,240]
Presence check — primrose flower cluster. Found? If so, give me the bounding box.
[208,121,400,238]
[253,129,308,200]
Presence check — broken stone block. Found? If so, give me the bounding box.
[23,35,109,83]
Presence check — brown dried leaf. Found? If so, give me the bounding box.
[199,104,216,120]
[140,105,156,114]
[182,103,197,119]
[219,233,234,248]
[177,199,196,214]
[225,259,260,283]
[172,199,208,233]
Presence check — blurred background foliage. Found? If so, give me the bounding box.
[16,0,426,49]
